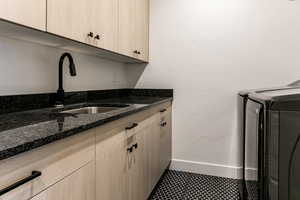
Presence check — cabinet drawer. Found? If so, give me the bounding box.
[125,113,159,139]
[0,129,95,200]
[30,161,95,200]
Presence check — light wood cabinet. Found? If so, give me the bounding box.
[30,161,95,200]
[0,0,149,62]
[119,0,149,61]
[128,125,149,200]
[92,0,119,52]
[47,0,95,45]
[0,0,46,31]
[146,114,161,192]
[159,108,172,176]
[95,105,171,200]
[0,129,95,200]
[134,0,150,61]
[118,0,135,58]
[95,129,129,200]
[1,103,172,200]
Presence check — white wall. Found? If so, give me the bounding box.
[128,0,300,178]
[0,36,128,96]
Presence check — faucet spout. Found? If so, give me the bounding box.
[55,52,77,106]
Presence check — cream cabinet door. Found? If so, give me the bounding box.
[160,108,172,176]
[119,0,149,61]
[92,0,119,52]
[128,128,149,200]
[47,0,94,45]
[134,0,149,61]
[30,161,96,200]
[0,0,46,30]
[146,113,161,192]
[118,0,136,58]
[96,130,129,200]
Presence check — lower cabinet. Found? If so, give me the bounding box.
[146,113,161,192]
[95,129,129,200]
[159,108,172,176]
[128,125,149,200]
[95,106,172,200]
[30,161,95,200]
[0,103,172,200]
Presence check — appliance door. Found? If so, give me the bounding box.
[245,99,264,200]
[238,94,247,200]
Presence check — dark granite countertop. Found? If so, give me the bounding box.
[0,89,173,161]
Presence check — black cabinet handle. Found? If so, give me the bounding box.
[161,122,167,127]
[127,146,133,153]
[87,32,94,37]
[132,143,138,149]
[94,34,100,40]
[0,171,42,196]
[160,109,167,113]
[133,50,141,55]
[125,123,138,130]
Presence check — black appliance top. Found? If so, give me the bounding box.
[248,88,300,111]
[239,80,300,110]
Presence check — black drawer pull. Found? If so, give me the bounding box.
[160,109,167,113]
[0,171,42,196]
[125,123,138,130]
[127,146,133,153]
[161,122,167,127]
[132,143,138,149]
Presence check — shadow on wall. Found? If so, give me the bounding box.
[126,63,147,88]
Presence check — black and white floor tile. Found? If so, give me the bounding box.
[149,170,241,200]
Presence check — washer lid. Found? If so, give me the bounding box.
[256,88,300,97]
[248,87,300,111]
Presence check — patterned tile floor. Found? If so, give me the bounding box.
[149,170,241,200]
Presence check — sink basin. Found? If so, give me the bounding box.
[61,106,123,115]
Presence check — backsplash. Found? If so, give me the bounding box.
[0,36,128,96]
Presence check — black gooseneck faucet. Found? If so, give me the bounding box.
[55,52,77,106]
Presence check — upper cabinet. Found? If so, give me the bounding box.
[0,0,46,31]
[119,0,149,61]
[47,0,94,45]
[0,0,149,62]
[47,0,120,52]
[135,0,150,61]
[92,0,119,52]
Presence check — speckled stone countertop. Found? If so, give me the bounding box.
[0,89,173,161]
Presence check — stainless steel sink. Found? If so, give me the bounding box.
[61,106,120,115]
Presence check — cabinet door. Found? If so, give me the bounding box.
[134,0,149,61]
[118,0,136,58]
[160,108,172,175]
[30,161,95,200]
[96,130,129,200]
[47,0,94,45]
[119,0,149,61]
[0,0,46,30]
[128,129,149,200]
[92,0,119,52]
[146,114,161,192]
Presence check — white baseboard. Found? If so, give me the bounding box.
[169,159,243,179]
